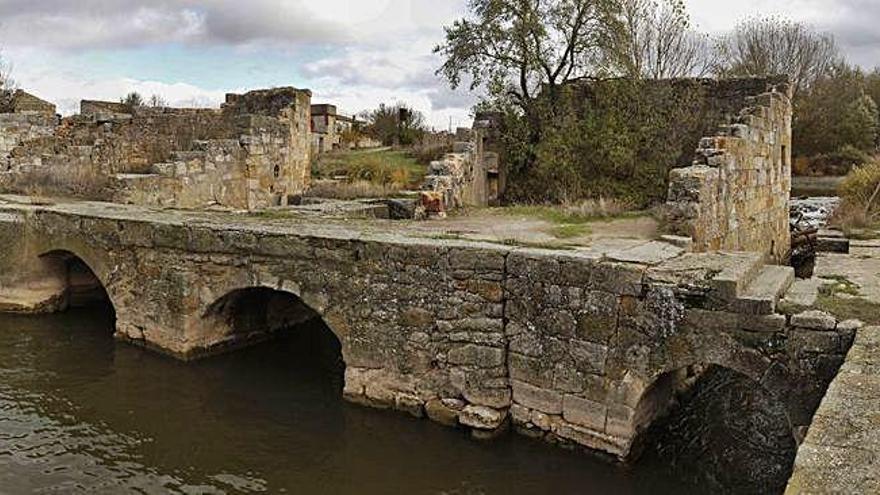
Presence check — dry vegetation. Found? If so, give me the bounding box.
[309,149,428,199]
[4,165,112,201]
[831,158,880,235]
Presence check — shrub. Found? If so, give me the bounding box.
[833,159,880,230]
[797,145,871,176]
[501,79,710,208]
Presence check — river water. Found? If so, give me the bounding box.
[0,305,791,494]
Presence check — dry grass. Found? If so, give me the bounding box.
[5,165,112,200]
[310,149,427,200]
[831,159,880,233]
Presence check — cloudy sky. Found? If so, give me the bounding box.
[0,0,876,128]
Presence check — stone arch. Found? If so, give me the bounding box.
[192,285,346,366]
[628,358,798,460]
[36,249,118,318]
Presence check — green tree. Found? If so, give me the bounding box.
[360,103,427,146]
[435,0,621,113]
[120,91,144,110]
[795,64,879,157]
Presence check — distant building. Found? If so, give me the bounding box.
[0,90,57,115]
[311,104,351,154]
[310,104,380,154]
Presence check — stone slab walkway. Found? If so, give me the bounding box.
[786,326,880,494]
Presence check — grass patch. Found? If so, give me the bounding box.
[815,275,880,325]
[819,275,862,297]
[816,295,880,325]
[310,149,427,200]
[549,223,591,239]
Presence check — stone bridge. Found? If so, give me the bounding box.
[0,196,853,460]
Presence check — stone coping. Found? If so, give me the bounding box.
[0,194,683,267]
[786,326,880,494]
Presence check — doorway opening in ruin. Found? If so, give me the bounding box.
[634,365,796,494]
[200,288,344,391]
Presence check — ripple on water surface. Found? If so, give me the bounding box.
[0,306,781,494]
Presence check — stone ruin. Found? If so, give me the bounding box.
[0,87,312,210]
[0,76,794,257]
[419,117,502,217]
[665,78,793,262]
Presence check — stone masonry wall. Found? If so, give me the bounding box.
[420,127,489,216]
[666,82,793,261]
[0,201,852,462]
[0,114,57,168]
[0,87,312,210]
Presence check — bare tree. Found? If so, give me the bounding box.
[148,94,168,108]
[714,17,841,99]
[610,0,713,79]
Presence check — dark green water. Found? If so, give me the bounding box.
[0,305,785,494]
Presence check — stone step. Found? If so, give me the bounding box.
[710,252,767,302]
[731,265,795,315]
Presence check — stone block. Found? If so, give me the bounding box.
[790,329,840,355]
[447,344,505,367]
[464,386,511,409]
[459,405,508,430]
[509,352,554,388]
[605,404,637,438]
[569,339,608,375]
[791,310,837,331]
[562,395,607,431]
[425,399,460,426]
[512,380,563,415]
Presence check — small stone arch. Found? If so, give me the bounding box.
[628,358,798,460]
[37,249,117,318]
[192,285,346,365]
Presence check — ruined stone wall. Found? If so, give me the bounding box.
[666,84,793,261]
[0,87,312,210]
[420,127,490,215]
[0,114,57,167]
[0,201,851,461]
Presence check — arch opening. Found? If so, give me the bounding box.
[200,288,344,386]
[38,250,115,322]
[634,364,797,493]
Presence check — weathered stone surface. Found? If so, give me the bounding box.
[787,327,880,494]
[562,394,607,431]
[790,329,840,355]
[447,344,505,367]
[0,195,854,466]
[425,399,460,426]
[791,310,837,331]
[459,405,507,431]
[512,380,563,415]
[664,81,792,262]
